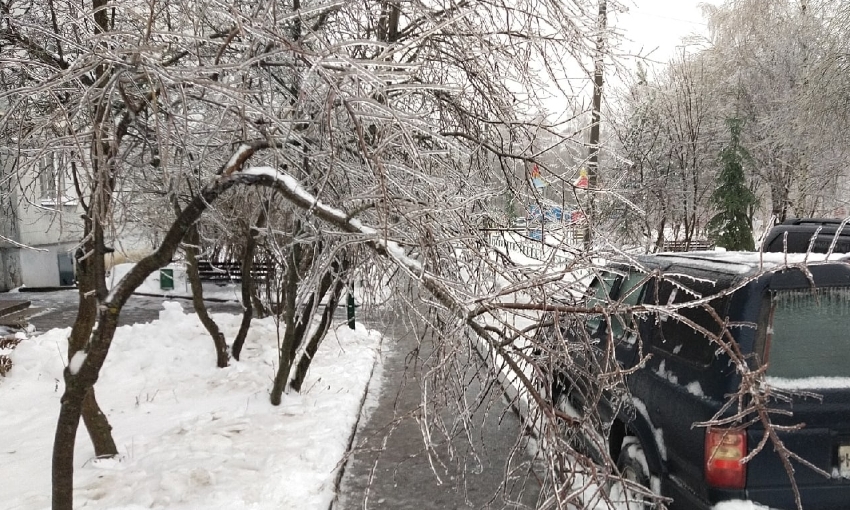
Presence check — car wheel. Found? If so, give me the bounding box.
[611,438,653,508]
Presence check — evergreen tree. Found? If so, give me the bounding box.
[708,118,757,251]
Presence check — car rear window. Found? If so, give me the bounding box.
[768,288,850,378]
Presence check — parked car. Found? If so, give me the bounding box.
[541,251,850,510]
[762,218,850,253]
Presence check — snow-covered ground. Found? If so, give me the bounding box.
[1,301,382,510]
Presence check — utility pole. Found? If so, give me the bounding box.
[585,0,607,249]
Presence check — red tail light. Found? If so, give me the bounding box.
[705,427,747,489]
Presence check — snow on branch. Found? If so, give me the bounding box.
[0,234,49,252]
[235,167,548,414]
[240,167,422,273]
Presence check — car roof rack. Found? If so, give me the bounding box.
[762,218,850,253]
[779,217,845,226]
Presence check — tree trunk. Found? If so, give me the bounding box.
[232,209,268,361]
[290,261,346,392]
[770,177,790,223]
[184,226,229,368]
[230,244,254,360]
[251,267,269,319]
[81,387,116,455]
[270,242,306,405]
[70,227,118,458]
[231,229,256,360]
[52,380,87,510]
[584,0,607,249]
[653,217,667,253]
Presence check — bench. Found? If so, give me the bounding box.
[662,240,715,252]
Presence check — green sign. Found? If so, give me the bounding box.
[160,268,174,291]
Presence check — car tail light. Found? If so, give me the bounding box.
[705,427,747,489]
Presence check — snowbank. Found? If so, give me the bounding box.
[713,501,777,510]
[1,301,382,510]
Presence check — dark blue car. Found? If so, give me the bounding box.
[549,251,850,509]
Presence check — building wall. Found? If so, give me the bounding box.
[2,150,159,290]
[0,150,22,291]
[18,242,78,288]
[13,161,84,247]
[1,151,84,289]
[0,248,22,291]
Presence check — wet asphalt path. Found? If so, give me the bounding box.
[335,308,542,510]
[0,289,243,332]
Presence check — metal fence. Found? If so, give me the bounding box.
[489,234,574,265]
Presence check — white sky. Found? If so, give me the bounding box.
[540,0,724,120]
[614,0,721,65]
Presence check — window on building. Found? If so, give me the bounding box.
[40,153,59,202]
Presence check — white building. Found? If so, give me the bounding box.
[0,149,84,290]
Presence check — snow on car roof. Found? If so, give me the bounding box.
[644,250,850,275]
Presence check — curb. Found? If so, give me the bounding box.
[129,291,238,303]
[14,286,76,293]
[7,287,239,303]
[328,332,384,510]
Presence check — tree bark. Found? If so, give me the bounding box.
[251,264,269,319]
[230,232,255,361]
[653,217,667,253]
[270,242,301,405]
[770,175,791,223]
[290,258,347,392]
[52,380,87,510]
[184,225,229,368]
[231,209,267,361]
[80,387,116,455]
[69,225,118,459]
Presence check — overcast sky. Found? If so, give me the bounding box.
[529,1,726,119]
[614,0,721,64]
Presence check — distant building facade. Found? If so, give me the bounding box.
[0,148,84,290]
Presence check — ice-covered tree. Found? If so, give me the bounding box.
[701,0,850,220]
[1,0,640,508]
[708,118,757,251]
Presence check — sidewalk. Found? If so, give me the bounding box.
[0,287,244,332]
[0,299,31,328]
[335,310,541,510]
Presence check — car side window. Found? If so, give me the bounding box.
[585,272,619,334]
[651,280,729,367]
[609,272,646,343]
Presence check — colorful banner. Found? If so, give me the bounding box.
[575,168,588,189]
[530,164,547,189]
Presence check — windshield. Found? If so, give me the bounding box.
[768,287,850,379]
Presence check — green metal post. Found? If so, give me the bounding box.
[347,285,356,329]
